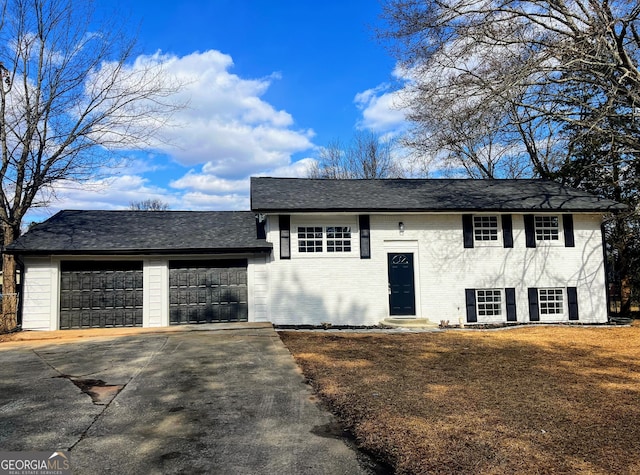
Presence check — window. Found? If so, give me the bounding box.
[539,288,563,315]
[327,226,351,252]
[297,225,353,254]
[535,216,559,241]
[464,214,513,248]
[298,227,323,253]
[476,289,502,316]
[473,216,499,242]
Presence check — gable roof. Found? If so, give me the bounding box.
[251,177,626,212]
[6,210,271,255]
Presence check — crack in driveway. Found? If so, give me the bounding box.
[30,336,171,451]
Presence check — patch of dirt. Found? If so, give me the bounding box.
[281,326,640,474]
[56,375,123,405]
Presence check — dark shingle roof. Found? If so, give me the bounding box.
[251,177,625,212]
[7,210,271,255]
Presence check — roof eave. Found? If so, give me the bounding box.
[252,206,626,213]
[4,245,273,256]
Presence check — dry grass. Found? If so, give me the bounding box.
[280,323,640,474]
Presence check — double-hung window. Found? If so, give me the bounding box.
[473,216,499,242]
[534,216,559,241]
[539,288,563,315]
[466,287,516,323]
[476,289,502,317]
[529,287,578,321]
[525,214,573,248]
[464,214,512,248]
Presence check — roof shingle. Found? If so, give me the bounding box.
[7,210,270,255]
[250,177,626,212]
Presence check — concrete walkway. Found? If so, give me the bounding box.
[0,325,376,474]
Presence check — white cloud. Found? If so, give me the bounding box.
[127,50,315,177]
[262,157,316,178]
[25,48,321,219]
[166,157,316,211]
[170,173,249,194]
[47,175,177,209]
[180,191,249,211]
[354,80,408,135]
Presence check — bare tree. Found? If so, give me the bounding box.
[381,0,640,315]
[308,131,404,179]
[129,199,170,211]
[380,0,640,177]
[0,0,181,331]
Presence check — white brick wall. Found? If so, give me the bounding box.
[264,212,608,325]
[248,255,269,322]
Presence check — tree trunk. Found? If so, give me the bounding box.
[0,224,19,333]
[619,276,633,317]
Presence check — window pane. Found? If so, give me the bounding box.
[473,216,499,241]
[326,226,351,253]
[298,227,323,253]
[539,288,563,314]
[476,289,502,316]
[535,216,559,241]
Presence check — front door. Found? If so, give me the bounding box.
[388,253,416,316]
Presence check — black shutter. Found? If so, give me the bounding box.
[567,287,579,320]
[528,287,540,321]
[524,215,536,248]
[279,215,290,260]
[255,215,266,240]
[505,288,517,322]
[563,214,575,247]
[465,289,477,323]
[502,215,513,248]
[463,214,474,248]
[359,215,371,259]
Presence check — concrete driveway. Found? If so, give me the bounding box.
[0,324,377,474]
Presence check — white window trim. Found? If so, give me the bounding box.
[291,219,358,258]
[476,288,504,319]
[473,214,502,247]
[538,287,566,317]
[297,226,324,253]
[533,215,562,246]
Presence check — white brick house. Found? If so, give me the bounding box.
[7,178,624,330]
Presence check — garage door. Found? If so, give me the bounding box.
[59,261,143,329]
[169,259,248,324]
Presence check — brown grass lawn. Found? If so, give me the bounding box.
[280,324,640,475]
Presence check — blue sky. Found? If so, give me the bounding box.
[32,0,407,221]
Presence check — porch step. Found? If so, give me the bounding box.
[380,318,440,329]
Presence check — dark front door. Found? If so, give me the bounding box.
[388,253,416,316]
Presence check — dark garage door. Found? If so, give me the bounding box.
[59,261,143,329]
[169,259,248,324]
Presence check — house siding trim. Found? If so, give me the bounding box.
[21,257,59,331]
